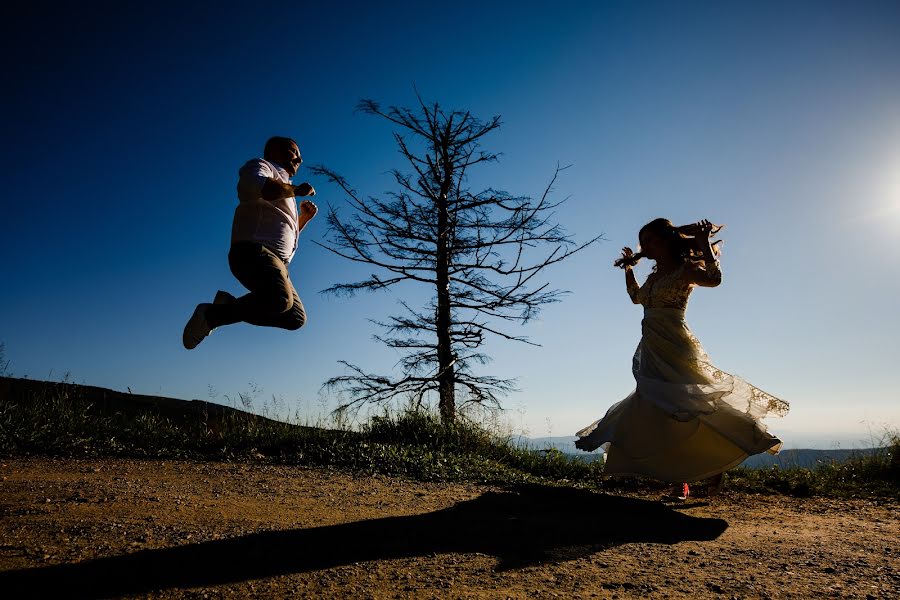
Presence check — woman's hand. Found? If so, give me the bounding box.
[679,219,722,238]
[690,220,722,261]
[695,219,714,238]
[614,247,637,269]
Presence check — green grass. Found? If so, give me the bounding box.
[0,381,607,487]
[1,380,897,499]
[725,436,899,498]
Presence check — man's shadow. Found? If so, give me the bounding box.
[0,484,727,598]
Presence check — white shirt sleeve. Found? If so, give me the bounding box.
[237,158,275,203]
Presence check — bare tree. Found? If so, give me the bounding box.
[311,97,601,424]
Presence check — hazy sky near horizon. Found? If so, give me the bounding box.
[2,1,899,448]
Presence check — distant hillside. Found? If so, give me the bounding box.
[738,447,881,469]
[518,436,884,469]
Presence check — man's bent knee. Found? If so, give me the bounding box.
[284,311,306,331]
[260,292,293,316]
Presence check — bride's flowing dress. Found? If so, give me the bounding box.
[575,259,789,482]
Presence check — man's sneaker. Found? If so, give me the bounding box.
[183,303,214,350]
[213,290,236,305]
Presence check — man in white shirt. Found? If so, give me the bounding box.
[183,136,318,349]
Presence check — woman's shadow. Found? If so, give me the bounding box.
[0,484,727,598]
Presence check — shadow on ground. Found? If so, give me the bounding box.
[0,484,727,598]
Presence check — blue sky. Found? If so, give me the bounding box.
[2,1,899,448]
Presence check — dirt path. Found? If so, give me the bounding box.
[0,457,897,599]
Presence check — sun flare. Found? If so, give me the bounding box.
[853,151,900,226]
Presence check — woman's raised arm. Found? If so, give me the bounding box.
[617,247,642,303]
[685,221,722,287]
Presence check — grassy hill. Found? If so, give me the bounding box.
[1,376,896,498]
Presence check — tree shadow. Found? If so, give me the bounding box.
[0,484,727,598]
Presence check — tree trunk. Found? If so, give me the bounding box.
[435,161,455,425]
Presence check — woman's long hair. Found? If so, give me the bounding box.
[642,218,694,266]
[614,218,722,269]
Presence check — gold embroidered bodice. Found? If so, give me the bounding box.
[628,260,722,309]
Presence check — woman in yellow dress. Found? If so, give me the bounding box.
[575,218,789,498]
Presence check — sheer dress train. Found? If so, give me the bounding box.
[575,260,789,482]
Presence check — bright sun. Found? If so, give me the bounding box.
[882,169,900,222]
[856,152,900,226]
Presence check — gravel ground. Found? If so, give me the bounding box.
[0,457,897,599]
